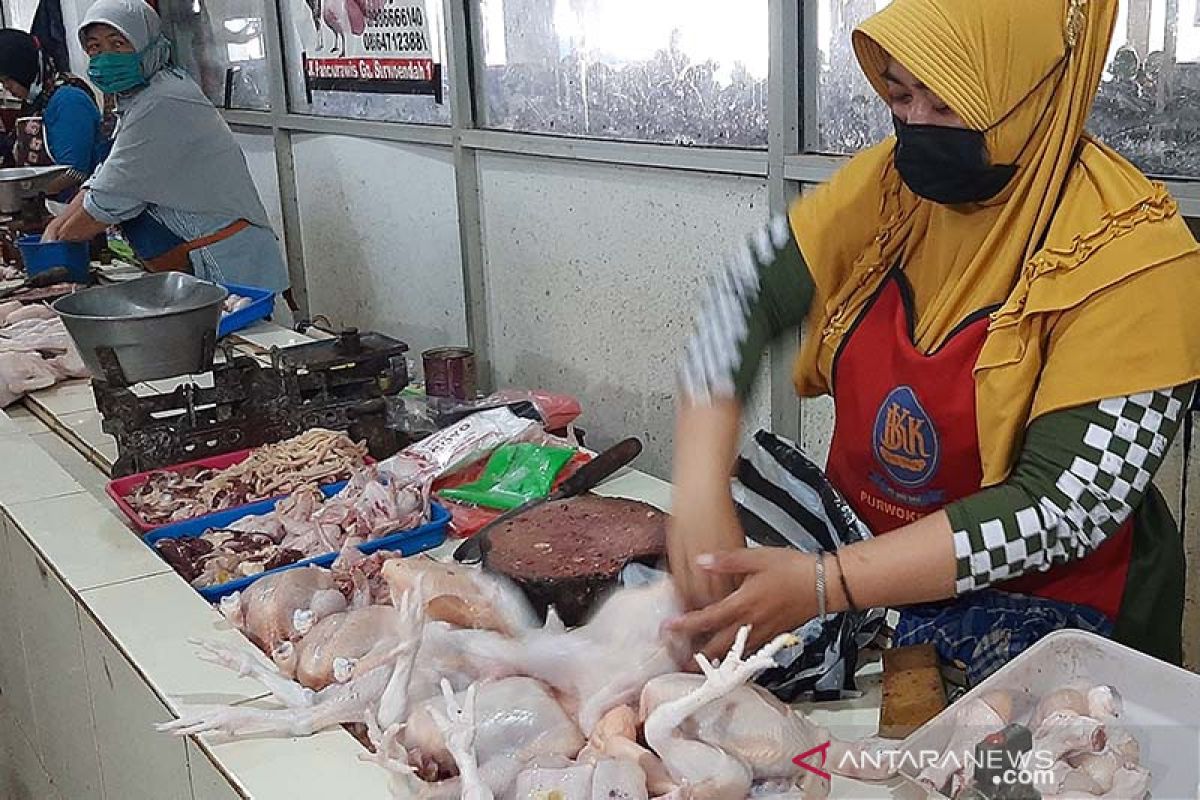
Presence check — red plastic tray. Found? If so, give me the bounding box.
[106,448,372,533]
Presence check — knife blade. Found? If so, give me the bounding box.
[452,436,643,563]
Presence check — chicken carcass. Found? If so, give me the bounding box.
[160,589,425,738]
[0,351,58,406]
[281,604,422,691]
[640,627,824,800]
[219,566,348,652]
[447,578,686,734]
[0,300,23,326]
[514,759,649,800]
[381,556,536,635]
[578,706,675,796]
[403,676,586,796]
[3,303,55,324]
[915,692,1014,794]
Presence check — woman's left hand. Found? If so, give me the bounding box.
[666,547,817,661]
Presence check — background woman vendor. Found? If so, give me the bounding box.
[0,29,108,201]
[43,0,290,300]
[666,0,1200,679]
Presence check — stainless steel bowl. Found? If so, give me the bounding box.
[0,166,69,214]
[53,273,228,383]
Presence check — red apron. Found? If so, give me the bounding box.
[824,273,1132,620]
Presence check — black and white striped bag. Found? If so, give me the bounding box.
[734,430,889,702]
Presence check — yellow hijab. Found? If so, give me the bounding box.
[790,0,1200,486]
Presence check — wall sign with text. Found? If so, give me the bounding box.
[303,0,442,101]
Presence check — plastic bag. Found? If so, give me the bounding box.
[435,449,592,537]
[439,442,576,510]
[400,407,541,478]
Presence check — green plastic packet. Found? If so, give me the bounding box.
[440,442,576,510]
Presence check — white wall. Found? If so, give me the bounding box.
[477,153,771,477]
[291,134,467,357]
[231,130,283,239]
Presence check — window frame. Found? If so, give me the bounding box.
[192,0,1200,440]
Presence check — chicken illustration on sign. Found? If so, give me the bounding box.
[301,0,442,100]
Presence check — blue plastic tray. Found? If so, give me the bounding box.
[144,486,450,601]
[217,282,276,339]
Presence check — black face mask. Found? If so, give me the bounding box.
[893,117,1017,205]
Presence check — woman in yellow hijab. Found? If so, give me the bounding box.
[667,0,1200,676]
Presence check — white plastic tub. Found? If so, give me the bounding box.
[896,630,1200,799]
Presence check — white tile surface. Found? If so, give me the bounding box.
[8,533,103,800]
[52,409,116,463]
[0,435,85,505]
[147,374,216,392]
[231,326,315,351]
[25,379,96,416]
[7,493,169,591]
[5,404,48,435]
[0,407,24,436]
[79,573,270,710]
[29,430,110,494]
[81,613,193,800]
[187,741,242,800]
[0,696,59,800]
[198,710,392,800]
[0,513,34,739]
[595,470,672,512]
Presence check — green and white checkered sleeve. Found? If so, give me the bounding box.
[678,215,814,405]
[947,384,1195,594]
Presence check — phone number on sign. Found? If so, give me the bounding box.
[362,30,428,53]
[366,5,425,29]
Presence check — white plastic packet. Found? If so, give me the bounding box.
[396,407,541,478]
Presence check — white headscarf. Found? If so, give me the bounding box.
[79,0,173,78]
[79,0,271,228]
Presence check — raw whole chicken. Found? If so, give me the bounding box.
[282,604,421,691]
[515,760,649,800]
[0,300,23,325]
[403,676,586,793]
[444,578,686,734]
[381,555,536,635]
[917,683,1146,800]
[0,351,59,406]
[161,588,426,739]
[915,692,1014,794]
[0,313,89,406]
[639,627,827,800]
[219,565,348,652]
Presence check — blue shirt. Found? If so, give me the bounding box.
[43,85,109,178]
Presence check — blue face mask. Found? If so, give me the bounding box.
[88,50,146,94]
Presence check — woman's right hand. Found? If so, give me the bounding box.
[40,217,62,242]
[668,397,747,610]
[668,494,747,610]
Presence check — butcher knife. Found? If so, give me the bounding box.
[453,436,643,564]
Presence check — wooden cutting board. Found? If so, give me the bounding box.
[878,643,948,739]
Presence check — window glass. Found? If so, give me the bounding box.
[476,0,768,147]
[814,0,1200,179]
[280,0,450,123]
[161,0,271,110]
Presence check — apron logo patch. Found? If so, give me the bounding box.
[873,386,940,488]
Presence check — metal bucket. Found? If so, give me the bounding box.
[422,346,476,400]
[53,273,228,384]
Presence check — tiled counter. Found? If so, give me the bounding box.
[0,323,907,799]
